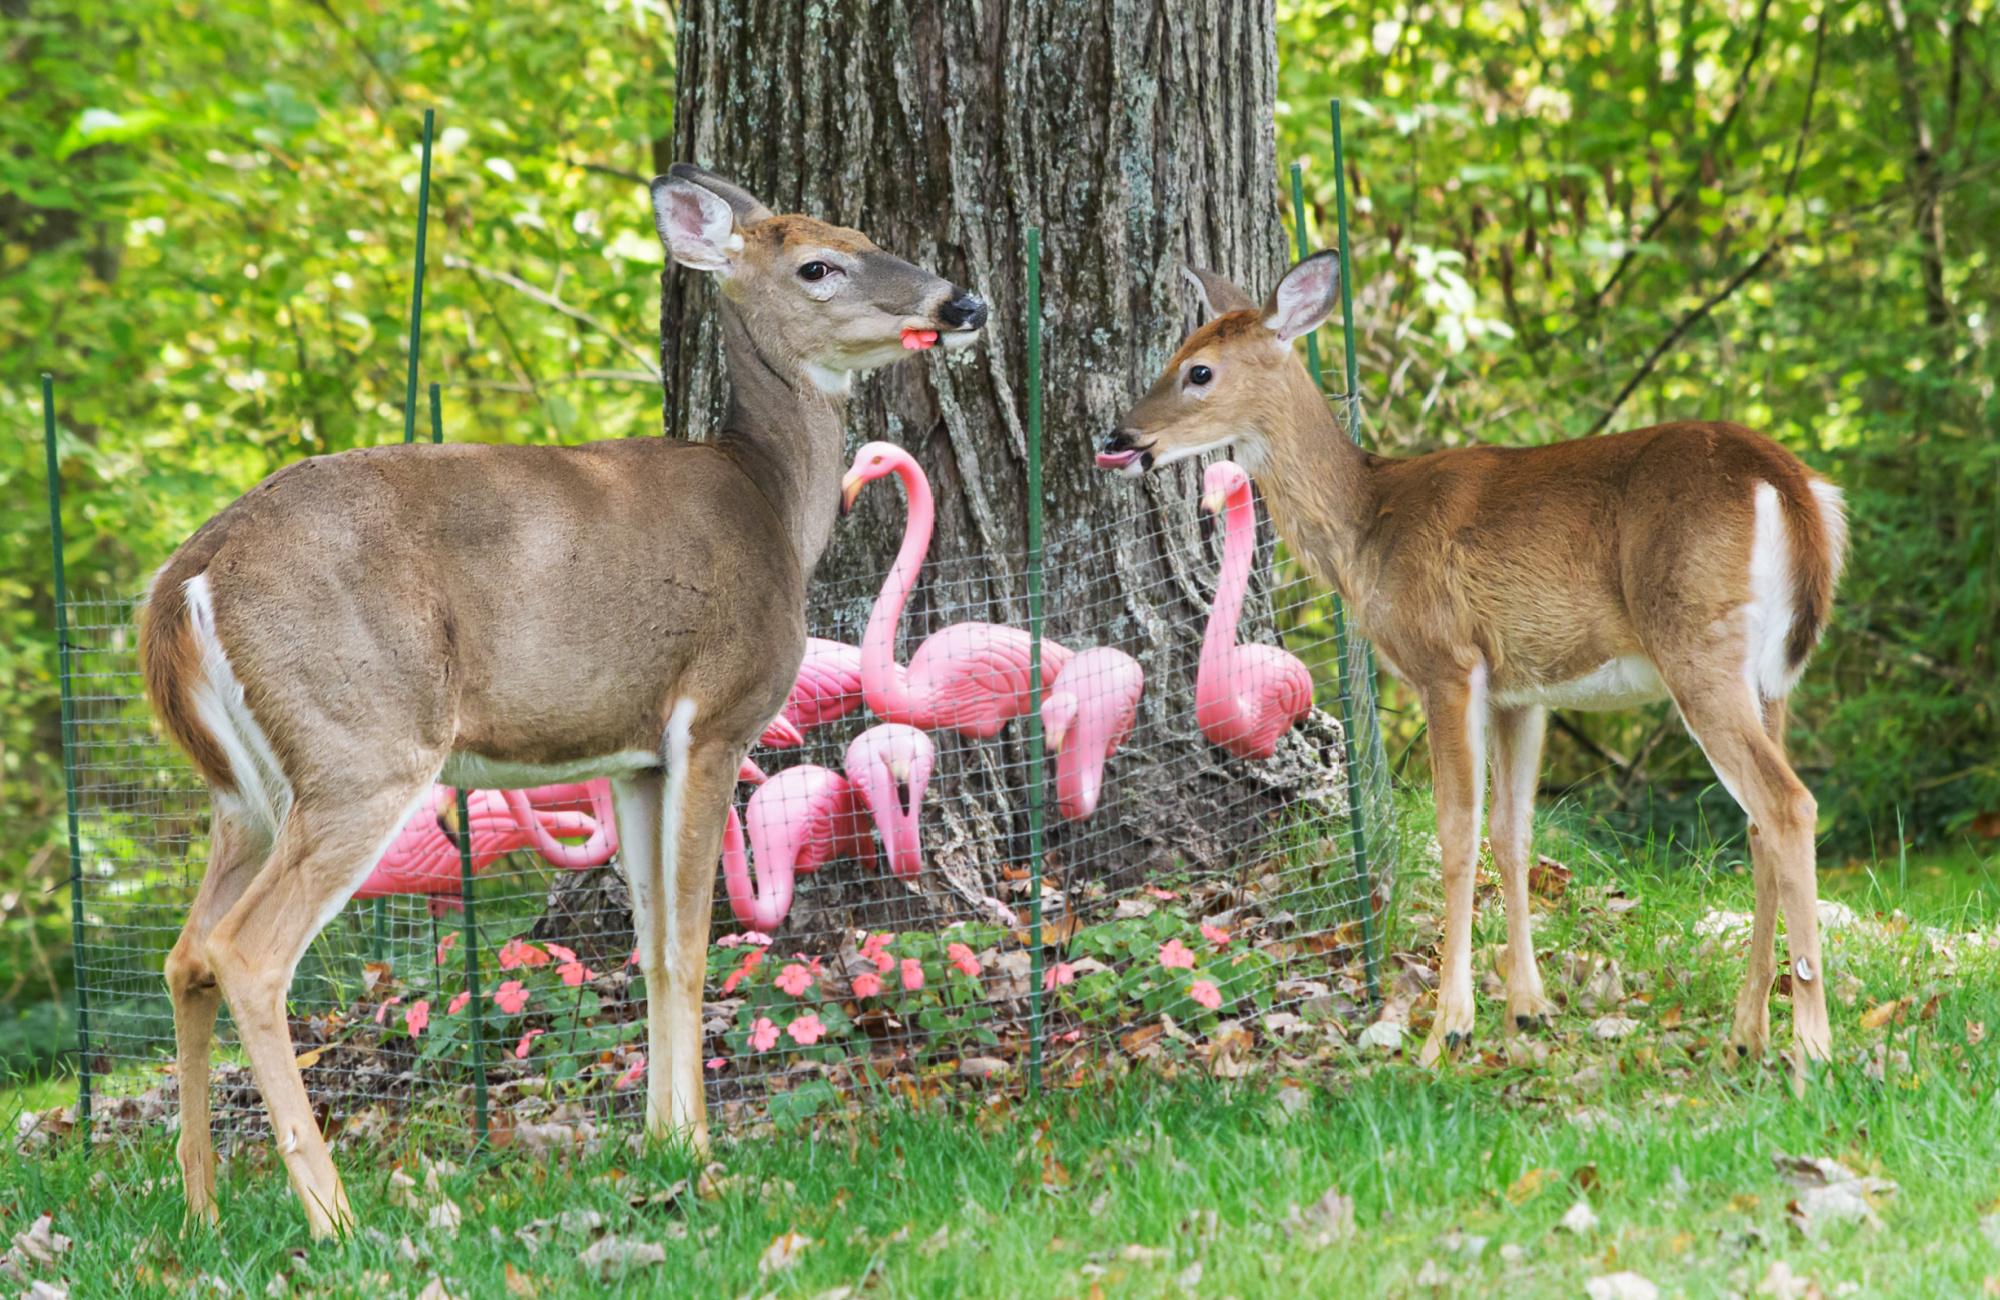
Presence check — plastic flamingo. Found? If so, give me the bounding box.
[754,637,865,749]
[1196,461,1313,760]
[840,442,1073,738]
[720,724,934,931]
[1040,646,1145,821]
[356,759,767,913]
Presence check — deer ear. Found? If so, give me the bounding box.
[1180,266,1258,320]
[666,163,775,225]
[1262,250,1341,344]
[652,176,742,273]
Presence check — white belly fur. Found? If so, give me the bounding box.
[440,750,659,789]
[1490,656,1669,712]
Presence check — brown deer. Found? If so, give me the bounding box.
[1099,251,1846,1077]
[140,164,987,1236]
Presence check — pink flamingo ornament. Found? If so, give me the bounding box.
[720,724,935,931]
[754,637,866,749]
[1040,646,1145,821]
[840,442,1073,738]
[356,760,767,913]
[1196,461,1314,760]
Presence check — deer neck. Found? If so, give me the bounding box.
[711,299,849,580]
[1248,365,1377,605]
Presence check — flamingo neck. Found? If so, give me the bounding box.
[861,456,934,705]
[1203,485,1257,669]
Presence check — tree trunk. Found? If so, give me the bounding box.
[661,0,1352,938]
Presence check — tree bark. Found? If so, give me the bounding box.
[661,0,1350,937]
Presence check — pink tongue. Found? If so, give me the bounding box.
[900,328,938,350]
[1095,450,1141,469]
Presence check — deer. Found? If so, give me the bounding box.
[138,163,987,1237]
[1098,251,1847,1079]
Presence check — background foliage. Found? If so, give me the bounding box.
[3,0,1994,1026]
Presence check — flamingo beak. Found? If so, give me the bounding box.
[1043,718,1067,753]
[839,472,865,517]
[1200,488,1226,515]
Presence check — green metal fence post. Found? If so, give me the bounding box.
[431,385,489,1148]
[1329,99,1393,1008]
[1290,157,1382,1012]
[1024,227,1048,1095]
[403,108,435,445]
[43,375,92,1137]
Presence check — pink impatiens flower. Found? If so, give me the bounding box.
[775,963,815,996]
[787,1013,826,1046]
[404,999,430,1037]
[447,990,471,1016]
[1189,979,1222,1010]
[946,943,981,978]
[557,958,597,988]
[898,958,925,992]
[741,931,773,947]
[545,943,577,964]
[1144,887,1180,900]
[861,931,896,973]
[615,1055,645,1089]
[1044,962,1076,991]
[498,938,549,970]
[705,1058,728,1071]
[714,934,744,948]
[721,947,765,994]
[748,1017,780,1053]
[1158,939,1196,970]
[373,996,403,1025]
[1200,924,1231,949]
[435,932,457,965]
[493,980,530,1015]
[514,1028,545,1059]
[852,972,883,999]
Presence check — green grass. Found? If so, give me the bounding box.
[8,805,2000,1298]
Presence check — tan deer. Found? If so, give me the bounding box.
[1099,251,1846,1077]
[139,164,987,1236]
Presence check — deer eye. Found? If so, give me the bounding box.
[1188,365,1214,386]
[798,261,830,282]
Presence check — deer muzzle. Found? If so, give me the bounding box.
[1094,429,1154,476]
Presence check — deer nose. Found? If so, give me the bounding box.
[939,291,987,332]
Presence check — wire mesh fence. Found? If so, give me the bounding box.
[65,481,1399,1150]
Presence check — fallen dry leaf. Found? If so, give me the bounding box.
[1355,1020,1404,1052]
[1119,1244,1168,1265]
[1755,1260,1816,1300]
[1282,1186,1356,1248]
[1529,856,1571,902]
[1774,1152,1896,1238]
[1859,1000,1903,1031]
[10,1215,70,1268]
[758,1230,812,1275]
[918,1226,950,1257]
[1559,1200,1600,1234]
[577,1236,666,1282]
[293,1047,324,1071]
[503,1262,538,1299]
[1591,1015,1642,1040]
[1968,1021,1987,1046]
[1507,1168,1558,1205]
[1585,1273,1660,1300]
[413,1280,460,1300]
[19,1281,68,1300]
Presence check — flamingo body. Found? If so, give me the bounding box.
[842,442,1071,739]
[1041,647,1145,821]
[1196,461,1314,760]
[720,725,934,931]
[358,760,766,913]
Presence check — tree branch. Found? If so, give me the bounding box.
[1583,239,1787,436]
[443,254,661,376]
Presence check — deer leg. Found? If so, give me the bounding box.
[202,777,435,1239]
[165,800,273,1227]
[1672,677,1828,1077]
[1489,704,1555,1034]
[1419,664,1486,1067]
[610,769,676,1143]
[660,738,742,1148]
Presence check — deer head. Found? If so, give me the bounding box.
[653,164,987,393]
[1096,252,1340,476]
